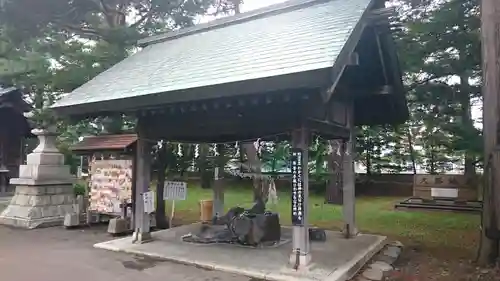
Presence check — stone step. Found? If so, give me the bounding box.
[355,241,404,281]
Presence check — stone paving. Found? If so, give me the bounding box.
[0,224,253,281]
[94,223,387,281]
[354,241,404,281]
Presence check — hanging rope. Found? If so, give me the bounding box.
[194,144,200,158]
[177,143,183,157]
[136,132,288,146]
[234,141,240,158]
[213,143,219,156]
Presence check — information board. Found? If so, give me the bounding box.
[88,159,133,215]
[291,149,304,226]
[164,181,187,201]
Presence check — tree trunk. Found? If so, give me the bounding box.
[199,144,211,189]
[365,147,372,175]
[407,126,418,174]
[326,140,343,204]
[429,145,436,174]
[213,144,225,216]
[478,0,500,265]
[242,142,267,202]
[155,143,168,229]
[459,74,477,182]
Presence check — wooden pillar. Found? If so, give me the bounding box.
[133,117,153,243]
[130,150,137,230]
[477,0,500,265]
[213,144,225,217]
[290,127,311,268]
[342,106,358,238]
[155,143,169,229]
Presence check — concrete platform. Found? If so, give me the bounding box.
[94,223,387,281]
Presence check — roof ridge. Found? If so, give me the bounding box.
[83,133,137,138]
[137,0,332,47]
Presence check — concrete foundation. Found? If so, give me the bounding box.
[94,223,386,281]
[107,218,129,234]
[0,128,76,229]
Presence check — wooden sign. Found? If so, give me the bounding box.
[88,159,133,214]
[291,149,304,226]
[413,174,478,201]
[164,181,187,201]
[143,191,155,214]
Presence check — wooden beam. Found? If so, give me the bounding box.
[306,118,350,140]
[374,29,389,84]
[347,52,359,66]
[332,85,395,100]
[322,65,347,102]
[148,118,296,142]
[137,88,316,117]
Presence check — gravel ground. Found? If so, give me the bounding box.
[384,243,500,281]
[0,224,253,281]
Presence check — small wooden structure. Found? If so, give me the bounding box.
[0,86,32,196]
[71,133,137,161]
[53,0,408,269]
[395,174,482,213]
[71,134,137,219]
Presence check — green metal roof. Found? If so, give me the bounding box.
[52,0,374,113]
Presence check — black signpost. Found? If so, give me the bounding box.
[291,148,304,226]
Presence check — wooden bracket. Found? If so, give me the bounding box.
[347,52,359,66]
[321,52,359,103]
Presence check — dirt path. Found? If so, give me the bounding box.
[0,224,252,281]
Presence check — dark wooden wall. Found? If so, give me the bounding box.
[0,109,29,179]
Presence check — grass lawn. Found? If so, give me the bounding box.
[163,185,480,258]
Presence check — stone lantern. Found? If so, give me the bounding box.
[0,126,76,229]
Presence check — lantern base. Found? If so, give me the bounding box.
[0,183,76,229]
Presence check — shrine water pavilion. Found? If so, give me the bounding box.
[52,0,408,279]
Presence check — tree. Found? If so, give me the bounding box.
[0,0,241,44]
[0,26,43,81]
[0,0,243,230]
[396,0,481,178]
[0,0,243,134]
